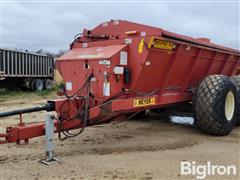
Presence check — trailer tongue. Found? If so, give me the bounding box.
[0,20,239,162]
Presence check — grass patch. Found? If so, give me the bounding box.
[36,89,56,98]
[0,87,57,102]
[0,90,28,102]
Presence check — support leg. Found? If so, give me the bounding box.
[40,114,59,165]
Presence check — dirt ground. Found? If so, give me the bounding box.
[0,94,239,180]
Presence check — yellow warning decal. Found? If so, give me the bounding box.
[148,36,155,49]
[152,39,174,50]
[138,38,145,54]
[133,98,156,107]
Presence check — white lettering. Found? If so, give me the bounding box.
[181,161,192,175]
[180,161,237,179]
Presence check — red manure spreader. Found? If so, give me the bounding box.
[0,20,239,162]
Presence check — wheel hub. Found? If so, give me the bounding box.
[225,91,235,121]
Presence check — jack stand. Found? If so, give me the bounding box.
[40,114,59,165]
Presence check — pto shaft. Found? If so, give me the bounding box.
[0,102,55,118]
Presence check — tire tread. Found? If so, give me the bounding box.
[231,76,240,125]
[194,75,237,135]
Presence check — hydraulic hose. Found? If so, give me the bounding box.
[58,73,92,140]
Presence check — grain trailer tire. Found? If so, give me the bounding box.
[44,79,53,90]
[193,74,238,135]
[30,79,37,91]
[231,76,240,125]
[35,79,44,91]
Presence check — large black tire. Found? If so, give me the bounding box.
[44,79,53,90]
[30,79,37,91]
[34,79,44,91]
[193,75,238,135]
[231,76,240,125]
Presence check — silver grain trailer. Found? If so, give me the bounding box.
[0,48,54,91]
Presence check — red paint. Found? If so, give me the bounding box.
[1,20,239,144]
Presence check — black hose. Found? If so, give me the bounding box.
[64,74,93,98]
[70,33,83,49]
[58,77,159,140]
[58,73,92,140]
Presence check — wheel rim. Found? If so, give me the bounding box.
[45,80,52,90]
[36,80,43,91]
[225,91,235,121]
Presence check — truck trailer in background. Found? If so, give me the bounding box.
[0,48,54,91]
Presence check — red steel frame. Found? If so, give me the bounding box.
[0,20,239,144]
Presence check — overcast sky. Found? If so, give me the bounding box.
[1,1,239,52]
